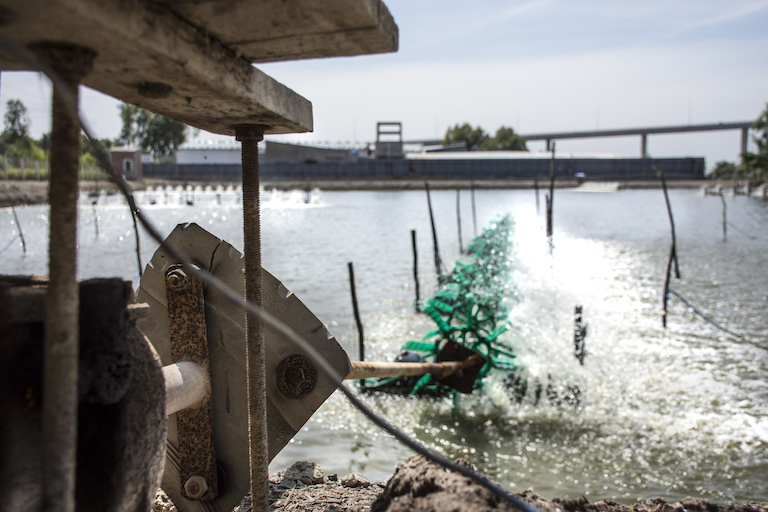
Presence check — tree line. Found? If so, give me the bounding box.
[709,103,768,180]
[443,123,527,151]
[0,99,189,167]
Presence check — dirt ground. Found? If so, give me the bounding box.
[152,457,768,512]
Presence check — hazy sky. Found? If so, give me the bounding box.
[1,0,767,170]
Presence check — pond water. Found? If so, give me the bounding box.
[2,186,766,504]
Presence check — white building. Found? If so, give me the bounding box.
[176,140,256,164]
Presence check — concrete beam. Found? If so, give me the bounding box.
[521,121,753,141]
[156,0,398,63]
[0,0,397,135]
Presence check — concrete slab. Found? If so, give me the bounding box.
[156,0,398,63]
[0,0,398,135]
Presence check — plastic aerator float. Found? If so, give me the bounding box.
[360,215,582,406]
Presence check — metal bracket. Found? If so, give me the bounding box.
[164,264,218,501]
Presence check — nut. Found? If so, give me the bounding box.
[276,354,317,398]
[166,267,188,291]
[184,475,208,499]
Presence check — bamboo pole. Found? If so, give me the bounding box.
[345,354,484,380]
[11,206,26,254]
[656,162,680,328]
[470,180,478,236]
[720,192,727,242]
[546,142,556,239]
[425,182,443,283]
[456,188,464,254]
[411,229,421,313]
[348,262,365,361]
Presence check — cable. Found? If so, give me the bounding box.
[666,288,745,340]
[726,222,757,240]
[0,233,21,255]
[0,36,542,512]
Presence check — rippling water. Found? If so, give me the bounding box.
[2,186,766,504]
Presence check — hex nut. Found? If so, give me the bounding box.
[166,268,188,291]
[276,354,318,398]
[184,475,208,499]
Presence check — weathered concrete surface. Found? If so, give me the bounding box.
[156,0,398,64]
[0,0,312,135]
[0,1,397,135]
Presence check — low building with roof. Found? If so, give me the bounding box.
[109,146,142,180]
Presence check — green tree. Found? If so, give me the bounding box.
[1,99,35,158]
[443,123,488,151]
[709,161,744,179]
[119,103,188,161]
[742,103,768,179]
[480,126,527,151]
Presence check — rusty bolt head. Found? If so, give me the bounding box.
[184,475,208,499]
[276,354,318,399]
[166,268,188,291]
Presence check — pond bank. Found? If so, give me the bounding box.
[153,456,768,512]
[2,178,747,208]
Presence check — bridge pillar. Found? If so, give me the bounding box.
[740,128,749,162]
[641,133,648,158]
[545,139,551,151]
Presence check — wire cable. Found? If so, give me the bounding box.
[726,222,757,240]
[666,288,745,340]
[0,233,21,255]
[0,36,542,512]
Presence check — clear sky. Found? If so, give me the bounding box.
[1,0,767,170]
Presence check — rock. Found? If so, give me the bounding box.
[152,489,177,512]
[342,473,372,488]
[283,460,324,485]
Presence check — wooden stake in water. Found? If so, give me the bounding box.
[91,202,99,238]
[470,180,478,237]
[131,208,142,278]
[720,192,727,242]
[456,189,464,254]
[546,142,556,239]
[656,163,680,328]
[11,206,26,254]
[425,182,443,283]
[348,262,365,361]
[411,229,421,313]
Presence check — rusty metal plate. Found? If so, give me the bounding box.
[164,265,218,502]
[135,223,351,512]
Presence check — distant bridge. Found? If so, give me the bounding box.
[406,121,754,159]
[520,121,753,158]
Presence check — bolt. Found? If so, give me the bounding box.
[276,354,317,399]
[184,475,208,499]
[166,267,188,291]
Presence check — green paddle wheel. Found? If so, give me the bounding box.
[363,215,520,395]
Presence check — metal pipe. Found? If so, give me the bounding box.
[163,361,211,416]
[235,124,269,512]
[30,42,96,512]
[345,355,484,381]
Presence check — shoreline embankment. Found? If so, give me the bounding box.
[1,179,753,209]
